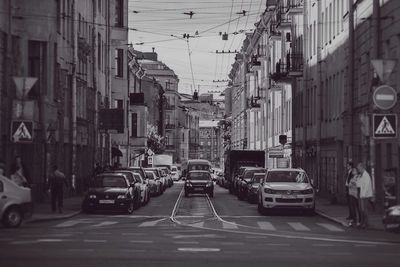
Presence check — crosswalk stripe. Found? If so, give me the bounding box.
[138,218,166,227]
[288,222,310,231]
[317,223,345,232]
[222,221,239,229]
[91,221,118,227]
[54,220,85,228]
[257,221,276,231]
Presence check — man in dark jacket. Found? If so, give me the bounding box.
[48,165,68,213]
[345,162,354,220]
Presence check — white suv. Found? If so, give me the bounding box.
[257,168,315,215]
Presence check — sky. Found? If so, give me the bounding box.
[128,0,266,96]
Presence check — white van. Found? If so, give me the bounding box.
[0,176,33,227]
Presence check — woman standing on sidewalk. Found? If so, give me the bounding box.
[348,168,360,227]
[356,163,374,229]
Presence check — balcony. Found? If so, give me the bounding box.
[287,52,303,77]
[266,0,277,11]
[248,96,261,110]
[129,93,145,105]
[276,6,291,30]
[286,0,303,15]
[269,22,281,41]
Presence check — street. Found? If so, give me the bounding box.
[1,182,399,267]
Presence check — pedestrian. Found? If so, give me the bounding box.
[356,163,374,229]
[348,168,360,227]
[344,161,353,220]
[0,160,7,177]
[94,162,102,175]
[10,162,29,187]
[11,156,31,185]
[48,165,68,213]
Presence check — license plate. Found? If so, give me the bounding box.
[281,195,296,199]
[99,199,115,204]
[194,188,204,192]
[386,224,400,228]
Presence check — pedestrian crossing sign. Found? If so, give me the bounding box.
[11,120,33,143]
[373,114,397,139]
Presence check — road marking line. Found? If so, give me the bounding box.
[37,239,64,242]
[130,240,154,243]
[222,221,238,229]
[354,244,377,247]
[245,236,267,239]
[177,248,221,252]
[190,221,205,228]
[257,221,276,231]
[54,220,84,228]
[122,233,146,236]
[317,223,345,232]
[288,222,310,231]
[220,242,244,246]
[265,243,290,246]
[68,249,94,252]
[121,249,146,253]
[312,243,336,247]
[138,218,166,227]
[11,240,39,245]
[91,221,118,227]
[83,239,107,243]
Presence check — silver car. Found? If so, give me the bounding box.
[258,168,315,215]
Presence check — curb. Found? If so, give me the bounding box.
[315,209,349,227]
[27,210,82,224]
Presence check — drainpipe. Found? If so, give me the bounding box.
[348,0,355,163]
[71,0,78,192]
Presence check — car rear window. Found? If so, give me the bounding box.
[265,171,308,183]
[95,176,127,188]
[145,171,155,179]
[252,174,265,183]
[243,169,265,179]
[188,172,211,181]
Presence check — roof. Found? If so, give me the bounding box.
[267,168,305,172]
[199,120,219,128]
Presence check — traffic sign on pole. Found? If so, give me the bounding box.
[11,120,34,143]
[373,85,397,110]
[373,114,397,139]
[13,77,37,99]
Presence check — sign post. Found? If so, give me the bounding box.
[373,114,397,139]
[373,85,397,110]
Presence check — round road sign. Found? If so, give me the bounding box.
[373,85,397,110]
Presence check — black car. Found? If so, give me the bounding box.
[82,173,137,214]
[246,173,265,203]
[184,171,214,198]
[237,167,266,200]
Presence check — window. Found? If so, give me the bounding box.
[329,3,332,42]
[313,21,316,55]
[28,40,47,98]
[309,24,312,58]
[98,0,101,13]
[57,0,61,33]
[337,0,340,35]
[333,1,336,38]
[182,132,185,142]
[115,99,123,109]
[321,12,325,46]
[115,0,124,27]
[115,49,124,77]
[0,181,3,192]
[131,113,138,137]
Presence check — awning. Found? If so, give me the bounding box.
[112,147,123,157]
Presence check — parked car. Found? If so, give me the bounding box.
[126,166,148,180]
[383,205,400,232]
[237,167,266,200]
[216,172,226,187]
[258,168,315,215]
[145,167,166,192]
[145,170,162,196]
[0,176,32,228]
[246,173,265,203]
[184,170,214,198]
[233,166,252,195]
[82,173,137,214]
[132,173,150,205]
[171,165,181,180]
[160,167,173,188]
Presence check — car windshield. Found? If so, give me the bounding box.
[252,174,264,183]
[187,172,211,181]
[145,172,155,179]
[94,176,127,188]
[243,169,265,179]
[115,172,134,184]
[265,171,308,183]
[188,165,210,171]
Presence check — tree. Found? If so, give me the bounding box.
[147,125,165,154]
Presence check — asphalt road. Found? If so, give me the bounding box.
[1,182,399,267]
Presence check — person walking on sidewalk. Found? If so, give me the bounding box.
[10,163,29,187]
[356,163,374,229]
[348,168,360,226]
[48,165,68,213]
[345,161,354,220]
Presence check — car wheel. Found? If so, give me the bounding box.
[126,201,134,214]
[2,206,23,228]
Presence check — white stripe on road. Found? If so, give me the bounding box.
[190,221,205,228]
[257,221,276,231]
[138,218,166,227]
[37,239,64,242]
[177,248,221,252]
[174,241,200,244]
[312,243,337,247]
[83,239,107,243]
[222,221,238,229]
[288,222,310,231]
[54,220,84,228]
[317,223,345,232]
[91,221,118,227]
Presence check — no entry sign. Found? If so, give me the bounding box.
[373,85,397,110]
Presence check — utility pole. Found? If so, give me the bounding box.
[71,0,78,191]
[348,0,355,163]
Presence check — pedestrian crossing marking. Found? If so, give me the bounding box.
[375,116,395,134]
[138,218,166,227]
[91,221,118,227]
[190,221,205,228]
[54,220,86,228]
[222,221,239,229]
[257,221,276,231]
[288,222,310,231]
[317,223,344,232]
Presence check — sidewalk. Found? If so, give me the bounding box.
[315,196,384,231]
[27,195,83,223]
